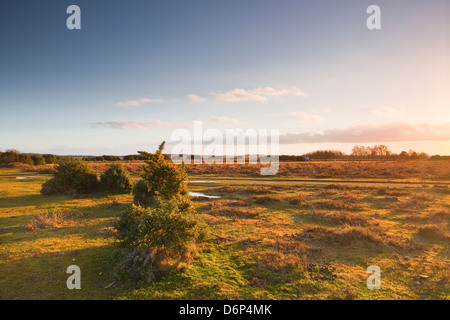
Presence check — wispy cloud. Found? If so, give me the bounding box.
[92,120,192,130]
[372,107,402,118]
[215,87,307,103]
[291,112,326,124]
[187,94,207,102]
[210,116,248,125]
[280,122,450,144]
[112,98,163,107]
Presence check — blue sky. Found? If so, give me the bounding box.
[0,0,448,155]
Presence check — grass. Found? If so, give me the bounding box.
[0,164,449,300]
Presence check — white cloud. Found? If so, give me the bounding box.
[210,116,248,125]
[291,112,326,124]
[215,86,307,103]
[372,107,402,118]
[253,87,307,97]
[92,120,192,130]
[113,98,163,107]
[187,94,207,102]
[280,122,450,144]
[215,89,268,103]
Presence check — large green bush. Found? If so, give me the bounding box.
[132,179,155,206]
[114,142,207,284]
[41,159,99,195]
[114,199,207,283]
[99,164,133,194]
[132,142,188,206]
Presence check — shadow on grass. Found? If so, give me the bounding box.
[0,194,69,208]
[0,244,125,300]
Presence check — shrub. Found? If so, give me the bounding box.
[99,164,133,194]
[133,142,188,206]
[41,159,99,195]
[114,199,208,284]
[19,154,34,165]
[0,150,19,164]
[43,154,58,164]
[31,154,46,166]
[133,179,155,206]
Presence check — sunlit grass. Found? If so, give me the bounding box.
[0,166,448,300]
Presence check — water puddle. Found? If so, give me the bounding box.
[16,176,35,180]
[188,191,222,199]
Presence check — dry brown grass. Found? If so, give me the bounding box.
[417,223,448,239]
[85,160,450,180]
[376,187,409,197]
[391,192,437,213]
[27,211,84,231]
[200,201,260,219]
[315,199,365,211]
[305,210,373,226]
[406,208,450,223]
[307,224,415,249]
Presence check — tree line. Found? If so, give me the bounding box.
[0,150,64,166]
[1,145,449,166]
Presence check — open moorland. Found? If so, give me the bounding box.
[0,160,449,300]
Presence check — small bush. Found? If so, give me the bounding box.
[133,142,188,206]
[114,199,208,284]
[99,164,133,194]
[41,159,99,195]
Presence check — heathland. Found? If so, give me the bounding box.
[0,160,449,299]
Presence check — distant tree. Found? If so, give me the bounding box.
[304,150,346,160]
[417,152,429,160]
[31,154,46,166]
[0,150,20,164]
[399,151,408,158]
[43,154,58,164]
[19,154,34,165]
[408,150,419,159]
[371,145,392,157]
[102,155,120,161]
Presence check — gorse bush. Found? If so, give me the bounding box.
[133,142,188,206]
[132,179,154,207]
[114,142,207,285]
[99,164,133,194]
[114,199,208,284]
[41,159,99,195]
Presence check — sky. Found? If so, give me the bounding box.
[0,0,449,156]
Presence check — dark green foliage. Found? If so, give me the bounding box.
[132,179,156,206]
[0,150,19,164]
[43,154,58,164]
[41,159,99,195]
[99,164,133,194]
[114,142,207,284]
[114,199,208,283]
[133,142,188,206]
[18,154,34,165]
[31,154,46,166]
